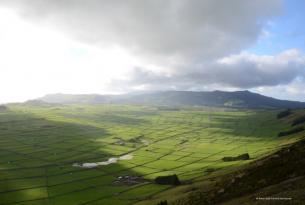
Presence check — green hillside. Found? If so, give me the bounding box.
[0,104,304,205]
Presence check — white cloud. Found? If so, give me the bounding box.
[253,77,305,101]
[0,8,136,103]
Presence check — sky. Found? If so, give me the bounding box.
[0,0,304,103]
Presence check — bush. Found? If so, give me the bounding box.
[157,200,168,205]
[292,115,305,126]
[155,174,181,185]
[277,109,292,119]
[278,127,304,137]
[222,153,250,162]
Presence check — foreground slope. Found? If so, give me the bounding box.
[168,137,305,205]
[39,90,305,109]
[136,109,305,205]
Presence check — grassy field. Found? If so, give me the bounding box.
[0,104,300,205]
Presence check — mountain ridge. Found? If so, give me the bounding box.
[37,90,305,109]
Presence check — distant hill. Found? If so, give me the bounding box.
[0,105,8,112]
[23,100,63,107]
[38,90,305,109]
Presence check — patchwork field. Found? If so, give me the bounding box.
[0,104,299,205]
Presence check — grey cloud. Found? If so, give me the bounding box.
[0,0,282,62]
[110,50,305,91]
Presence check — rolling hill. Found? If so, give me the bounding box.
[38,90,305,109]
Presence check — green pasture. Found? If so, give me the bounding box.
[0,104,301,205]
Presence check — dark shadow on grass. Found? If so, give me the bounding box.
[0,110,153,205]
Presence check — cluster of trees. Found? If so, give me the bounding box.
[277,109,292,119]
[278,127,304,137]
[277,110,305,137]
[155,174,181,185]
[292,115,305,126]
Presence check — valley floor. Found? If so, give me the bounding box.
[0,104,303,205]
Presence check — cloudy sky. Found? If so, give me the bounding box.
[0,0,305,103]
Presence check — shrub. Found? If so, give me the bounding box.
[277,109,292,119]
[292,115,305,126]
[155,174,181,185]
[205,168,216,173]
[278,127,304,137]
[157,200,168,205]
[222,153,250,162]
